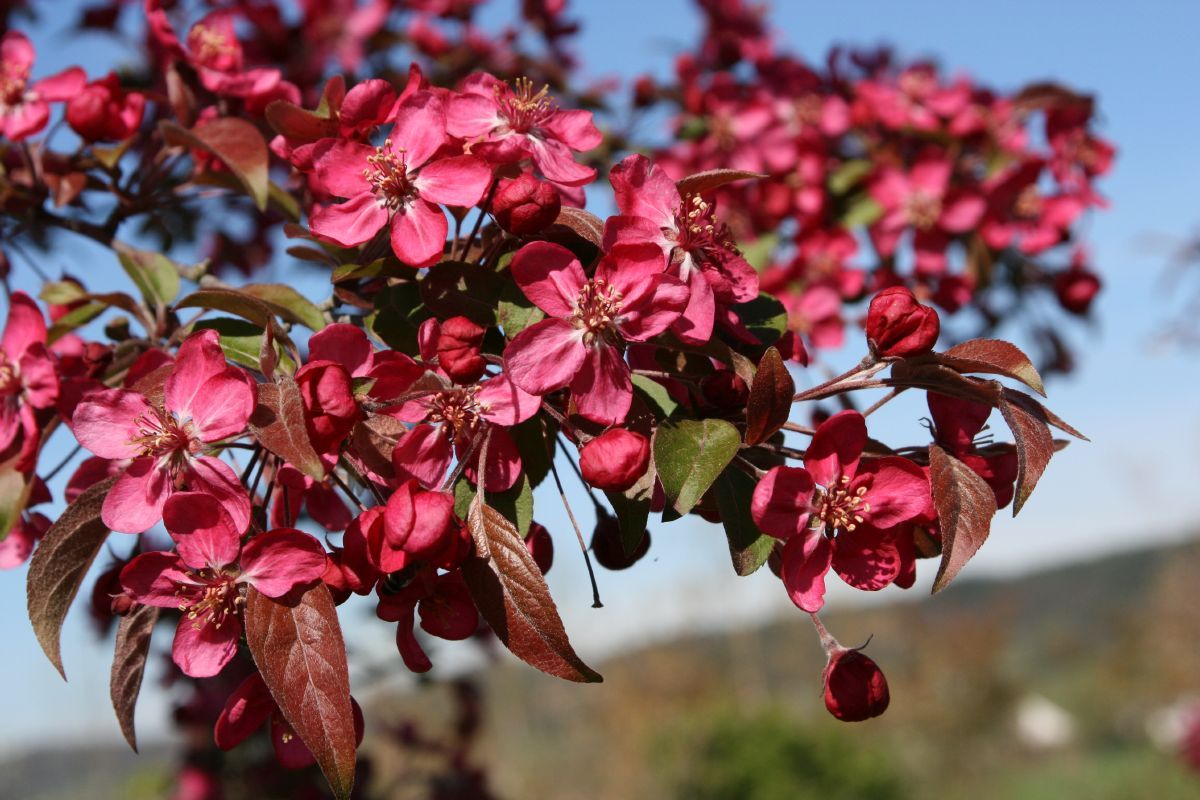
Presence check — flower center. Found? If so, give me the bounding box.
[0,354,19,395]
[363,140,416,210]
[904,190,942,229]
[813,475,870,534]
[673,194,740,276]
[0,64,29,109]
[188,24,238,67]
[131,407,198,468]
[571,279,623,345]
[1014,185,1043,219]
[427,386,483,439]
[180,568,242,628]
[496,77,555,133]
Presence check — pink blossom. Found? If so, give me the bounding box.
[503,241,688,425]
[750,411,930,611]
[0,292,59,470]
[310,91,492,266]
[72,330,255,534]
[120,491,327,677]
[0,31,86,141]
[447,73,601,186]
[605,154,759,343]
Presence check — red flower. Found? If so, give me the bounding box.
[823,646,890,722]
[120,492,327,677]
[578,428,650,492]
[751,411,930,611]
[865,286,940,357]
[65,72,145,141]
[503,241,688,425]
[0,31,85,141]
[310,91,492,267]
[0,291,59,471]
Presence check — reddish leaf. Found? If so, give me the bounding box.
[551,206,604,248]
[176,287,280,331]
[26,476,117,678]
[350,415,403,481]
[245,583,356,800]
[161,118,269,210]
[110,604,159,752]
[998,391,1057,515]
[929,445,997,593]
[888,361,1002,407]
[744,347,794,445]
[1004,389,1088,441]
[265,99,338,141]
[676,168,765,196]
[249,377,326,480]
[938,339,1046,396]
[462,497,602,683]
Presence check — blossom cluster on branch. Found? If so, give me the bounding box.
[0,0,1108,796]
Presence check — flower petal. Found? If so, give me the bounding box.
[780,530,834,613]
[239,529,327,598]
[804,410,867,488]
[504,318,586,395]
[173,613,241,678]
[509,241,586,318]
[163,491,243,571]
[569,344,632,426]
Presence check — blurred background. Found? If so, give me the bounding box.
[3,0,1200,798]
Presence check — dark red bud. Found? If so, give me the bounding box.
[1054,268,1101,315]
[823,649,890,722]
[590,512,650,571]
[65,74,144,142]
[436,315,487,384]
[865,286,940,357]
[492,174,561,235]
[632,75,658,108]
[578,428,650,492]
[524,522,554,574]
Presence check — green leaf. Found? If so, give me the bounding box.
[0,466,32,541]
[604,465,654,557]
[713,468,774,576]
[739,233,779,273]
[39,281,87,305]
[729,293,788,348]
[367,283,430,354]
[114,243,181,307]
[827,159,873,195]
[241,283,326,331]
[652,418,741,516]
[632,374,679,419]
[497,280,544,339]
[161,118,270,210]
[420,261,502,327]
[511,417,554,489]
[455,474,534,536]
[176,287,278,330]
[841,194,883,227]
[194,318,292,373]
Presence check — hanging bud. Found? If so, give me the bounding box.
[1054,268,1101,315]
[590,510,650,571]
[822,647,891,722]
[578,428,650,492]
[493,174,561,235]
[524,522,554,574]
[865,286,940,357]
[436,315,487,384]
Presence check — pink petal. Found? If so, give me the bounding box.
[189,372,255,442]
[120,551,194,607]
[19,344,58,408]
[187,456,252,534]
[504,318,586,395]
[543,108,602,151]
[476,373,541,425]
[271,712,318,768]
[858,457,932,528]
[414,155,492,207]
[313,140,374,198]
[390,90,447,169]
[173,614,240,678]
[71,388,151,460]
[463,425,522,492]
[2,291,46,358]
[1,31,34,71]
[569,344,632,426]
[527,136,596,186]
[104,457,171,534]
[304,482,352,532]
[609,154,680,227]
[446,91,500,139]
[832,525,901,591]
[33,67,87,101]
[619,274,689,342]
[339,78,398,133]
[804,410,867,488]
[239,528,327,598]
[602,213,674,257]
[310,192,389,248]
[510,241,586,318]
[780,530,834,613]
[2,99,49,140]
[215,673,273,751]
[163,491,243,571]
[750,466,815,539]
[391,423,453,489]
[308,323,373,377]
[0,513,47,569]
[939,194,986,232]
[165,329,229,422]
[389,198,447,267]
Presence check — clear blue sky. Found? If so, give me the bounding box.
[2,0,1199,753]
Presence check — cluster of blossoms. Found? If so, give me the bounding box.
[0,0,1106,796]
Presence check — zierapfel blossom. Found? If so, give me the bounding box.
[0,291,59,470]
[751,410,930,612]
[310,90,492,267]
[604,154,759,344]
[0,31,85,141]
[72,329,255,534]
[504,240,689,425]
[120,492,327,678]
[447,73,602,185]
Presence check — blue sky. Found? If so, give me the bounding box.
[2,0,1200,753]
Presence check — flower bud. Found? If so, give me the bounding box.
[524,522,554,574]
[822,648,890,722]
[578,428,650,492]
[865,286,940,357]
[493,174,561,235]
[66,73,145,142]
[383,480,456,562]
[296,360,360,455]
[1054,268,1101,315]
[590,511,650,570]
[436,315,486,384]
